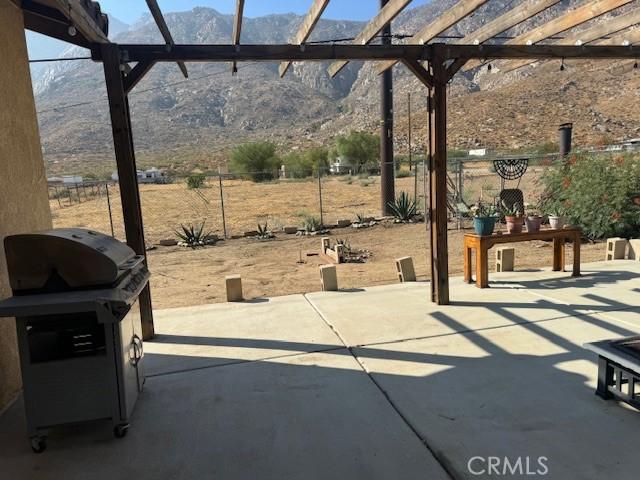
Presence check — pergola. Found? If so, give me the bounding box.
[20,0,640,339]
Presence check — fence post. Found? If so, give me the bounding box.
[318,163,324,227]
[218,170,228,239]
[53,186,62,208]
[67,187,73,206]
[105,182,115,237]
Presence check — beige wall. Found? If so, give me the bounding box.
[0,1,53,410]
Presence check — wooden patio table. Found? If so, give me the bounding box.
[463,228,581,288]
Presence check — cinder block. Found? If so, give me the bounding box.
[396,256,416,282]
[496,247,515,272]
[337,219,351,228]
[606,237,627,261]
[628,239,640,260]
[225,275,243,302]
[283,226,298,234]
[320,265,338,291]
[321,237,331,253]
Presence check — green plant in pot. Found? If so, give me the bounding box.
[547,209,565,230]
[525,205,542,233]
[471,202,498,236]
[501,201,524,234]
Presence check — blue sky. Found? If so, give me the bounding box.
[100,0,431,23]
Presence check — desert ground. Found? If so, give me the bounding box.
[48,170,604,309]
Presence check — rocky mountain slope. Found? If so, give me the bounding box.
[33,1,640,175]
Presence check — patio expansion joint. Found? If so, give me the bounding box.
[302,293,457,480]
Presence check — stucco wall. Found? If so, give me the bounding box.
[0,1,53,410]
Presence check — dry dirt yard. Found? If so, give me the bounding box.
[49,173,604,309]
[145,222,604,309]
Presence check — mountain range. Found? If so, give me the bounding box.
[31,1,640,176]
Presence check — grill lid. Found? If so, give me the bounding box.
[4,229,137,293]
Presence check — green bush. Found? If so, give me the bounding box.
[230,142,280,182]
[539,153,640,240]
[334,131,380,173]
[186,173,206,189]
[281,147,329,178]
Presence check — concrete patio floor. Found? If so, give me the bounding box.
[1,261,639,479]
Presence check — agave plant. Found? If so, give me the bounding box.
[175,220,210,248]
[256,222,272,239]
[388,191,417,222]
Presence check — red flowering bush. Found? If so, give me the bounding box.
[539,153,640,240]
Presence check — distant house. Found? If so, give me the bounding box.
[112,167,169,184]
[329,157,353,175]
[468,149,487,157]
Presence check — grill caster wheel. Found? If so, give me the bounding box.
[113,424,129,438]
[30,437,47,453]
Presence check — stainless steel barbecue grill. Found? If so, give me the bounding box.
[0,228,150,452]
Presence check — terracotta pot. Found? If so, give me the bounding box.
[548,215,564,230]
[525,215,542,233]
[505,215,523,234]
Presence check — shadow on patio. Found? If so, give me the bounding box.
[1,262,639,480]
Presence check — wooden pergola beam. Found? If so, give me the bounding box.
[464,0,634,70]
[327,0,412,77]
[104,43,640,63]
[53,0,109,44]
[22,0,92,49]
[123,60,156,94]
[501,7,640,73]
[145,0,188,78]
[279,0,330,78]
[231,0,245,73]
[593,25,640,45]
[376,0,490,74]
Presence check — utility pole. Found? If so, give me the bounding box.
[380,0,395,215]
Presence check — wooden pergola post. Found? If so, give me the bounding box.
[101,43,155,339]
[428,57,450,305]
[379,0,395,216]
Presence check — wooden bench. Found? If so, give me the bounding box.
[463,228,581,288]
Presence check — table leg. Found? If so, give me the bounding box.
[476,246,489,288]
[596,356,614,400]
[553,238,565,272]
[464,245,472,283]
[572,233,581,277]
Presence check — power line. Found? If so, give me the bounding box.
[29,56,92,63]
[36,62,257,114]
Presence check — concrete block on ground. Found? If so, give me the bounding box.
[283,226,298,234]
[606,237,627,260]
[244,230,259,238]
[320,265,338,291]
[496,246,515,272]
[159,238,178,246]
[396,257,416,282]
[629,239,640,260]
[225,275,243,302]
[337,219,351,228]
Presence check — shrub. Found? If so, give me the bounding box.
[539,153,640,240]
[186,173,206,189]
[300,214,322,233]
[334,131,380,173]
[230,142,280,182]
[281,147,329,178]
[388,191,417,222]
[395,169,414,178]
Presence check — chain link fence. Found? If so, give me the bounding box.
[50,152,609,241]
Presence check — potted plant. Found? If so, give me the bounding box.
[547,209,565,230]
[525,205,542,233]
[471,202,498,236]
[501,201,524,234]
